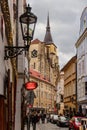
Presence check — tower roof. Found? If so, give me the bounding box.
[44,13,53,43]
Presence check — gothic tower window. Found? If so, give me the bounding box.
[34,62,36,69]
[83,18,86,29]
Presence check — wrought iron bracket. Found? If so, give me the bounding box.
[4,45,29,60]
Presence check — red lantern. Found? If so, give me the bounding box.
[25,81,38,90]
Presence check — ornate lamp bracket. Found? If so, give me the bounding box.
[4,45,29,60]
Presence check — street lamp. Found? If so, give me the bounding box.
[4,4,37,60]
[20,4,37,45]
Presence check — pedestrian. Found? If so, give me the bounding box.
[46,114,50,123]
[24,114,28,130]
[37,112,41,124]
[41,112,46,123]
[27,112,32,130]
[31,111,39,130]
[24,114,28,125]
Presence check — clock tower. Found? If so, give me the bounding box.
[44,13,59,86]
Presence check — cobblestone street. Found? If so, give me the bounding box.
[24,121,69,130]
[37,122,68,130]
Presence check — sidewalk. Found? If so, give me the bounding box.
[24,119,47,130]
[24,123,40,130]
[30,124,40,130]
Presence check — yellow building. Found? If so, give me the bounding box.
[61,56,77,116]
[29,14,59,113]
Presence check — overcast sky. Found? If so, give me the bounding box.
[27,0,87,69]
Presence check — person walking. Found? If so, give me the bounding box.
[41,112,46,123]
[31,111,39,130]
[27,112,32,130]
[24,114,28,130]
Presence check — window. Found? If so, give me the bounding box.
[78,63,81,77]
[41,91,43,98]
[13,3,16,20]
[84,18,86,29]
[82,60,84,74]
[0,15,4,41]
[85,82,87,95]
[60,94,63,102]
[34,62,36,69]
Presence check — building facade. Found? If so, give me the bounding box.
[57,71,64,115]
[29,69,55,113]
[0,0,28,130]
[75,7,87,115]
[0,1,59,130]
[0,1,18,130]
[29,14,59,113]
[61,56,77,116]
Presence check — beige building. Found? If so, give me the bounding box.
[57,71,64,115]
[61,56,77,116]
[29,14,59,113]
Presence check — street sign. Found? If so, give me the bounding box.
[25,81,38,90]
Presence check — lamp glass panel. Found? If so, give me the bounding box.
[21,23,34,41]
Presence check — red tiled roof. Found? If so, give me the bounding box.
[30,69,53,85]
[31,39,41,44]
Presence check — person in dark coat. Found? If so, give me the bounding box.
[31,111,39,130]
[41,113,46,123]
[24,115,28,125]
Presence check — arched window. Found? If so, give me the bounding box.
[34,62,36,69]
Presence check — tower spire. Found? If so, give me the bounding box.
[44,13,53,43]
[47,12,50,29]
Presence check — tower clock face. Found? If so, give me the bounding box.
[31,49,37,58]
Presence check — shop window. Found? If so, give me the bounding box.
[60,94,63,102]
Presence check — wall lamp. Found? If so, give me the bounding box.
[4,4,37,60]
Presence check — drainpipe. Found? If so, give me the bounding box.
[76,54,78,112]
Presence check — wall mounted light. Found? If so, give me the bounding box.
[4,4,37,60]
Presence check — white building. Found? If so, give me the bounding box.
[75,7,87,115]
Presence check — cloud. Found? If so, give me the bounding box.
[27,0,87,68]
[59,51,75,69]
